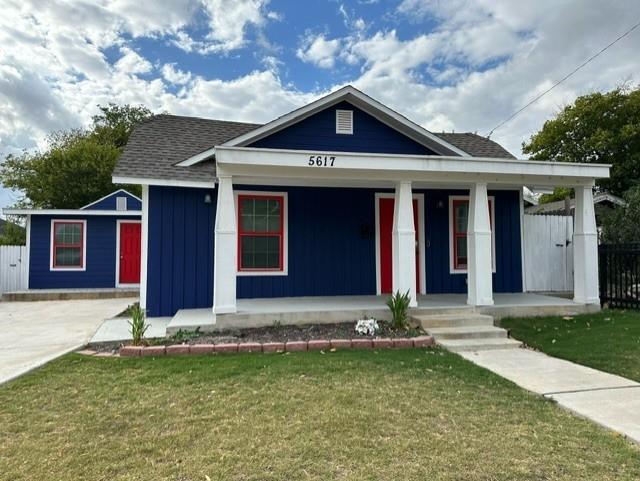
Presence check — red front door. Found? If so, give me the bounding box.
[119,222,141,284]
[379,197,419,294]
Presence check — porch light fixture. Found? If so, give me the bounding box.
[204,193,212,204]
[437,200,445,209]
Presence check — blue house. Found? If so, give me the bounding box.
[4,190,142,290]
[111,86,608,325]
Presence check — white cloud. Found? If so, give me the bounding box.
[161,64,192,85]
[115,48,153,74]
[297,34,342,69]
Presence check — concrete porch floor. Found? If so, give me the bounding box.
[166,293,599,334]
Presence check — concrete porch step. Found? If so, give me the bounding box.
[413,313,494,328]
[437,337,523,352]
[426,325,508,339]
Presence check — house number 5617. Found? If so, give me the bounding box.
[308,155,336,167]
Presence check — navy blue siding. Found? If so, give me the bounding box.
[145,186,522,317]
[29,214,140,289]
[84,191,141,211]
[250,101,437,155]
[423,189,523,294]
[146,186,215,318]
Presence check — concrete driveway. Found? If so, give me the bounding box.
[0,297,137,385]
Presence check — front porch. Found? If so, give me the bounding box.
[166,292,599,334]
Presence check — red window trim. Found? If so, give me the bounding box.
[52,220,85,269]
[452,199,493,271]
[237,194,285,272]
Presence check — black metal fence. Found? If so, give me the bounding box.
[599,243,640,308]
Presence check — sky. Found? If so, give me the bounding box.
[1,0,640,211]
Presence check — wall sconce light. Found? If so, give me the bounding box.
[437,200,445,209]
[204,193,212,204]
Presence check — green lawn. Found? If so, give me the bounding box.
[1,350,639,481]
[502,309,640,382]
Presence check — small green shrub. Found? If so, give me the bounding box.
[386,290,411,330]
[128,304,149,346]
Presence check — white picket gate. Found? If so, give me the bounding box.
[523,214,574,292]
[0,245,28,295]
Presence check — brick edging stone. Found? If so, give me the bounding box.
[120,336,434,357]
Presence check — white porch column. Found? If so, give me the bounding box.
[392,180,417,307]
[467,182,494,306]
[573,185,599,304]
[213,175,237,314]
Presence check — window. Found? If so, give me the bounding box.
[336,109,353,134]
[450,197,495,273]
[237,193,286,273]
[116,196,127,211]
[51,220,86,270]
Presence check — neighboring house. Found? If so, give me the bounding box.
[111,85,609,319]
[525,192,625,225]
[3,190,142,289]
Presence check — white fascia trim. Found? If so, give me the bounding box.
[111,175,216,189]
[233,190,289,277]
[181,86,469,165]
[80,189,142,210]
[374,193,426,296]
[115,219,142,288]
[215,146,610,185]
[449,195,496,275]
[175,148,216,167]
[49,219,87,272]
[139,185,149,309]
[4,209,141,216]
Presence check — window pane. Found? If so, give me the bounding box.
[456,236,467,268]
[55,223,81,245]
[240,235,280,269]
[267,199,281,232]
[55,247,81,266]
[240,197,281,234]
[455,204,468,233]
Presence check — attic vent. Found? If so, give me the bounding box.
[336,109,353,134]
[116,197,127,211]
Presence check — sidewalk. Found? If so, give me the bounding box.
[460,348,640,444]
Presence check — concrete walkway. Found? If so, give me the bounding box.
[0,298,137,385]
[460,348,640,444]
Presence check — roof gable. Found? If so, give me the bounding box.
[249,100,437,155]
[80,189,142,211]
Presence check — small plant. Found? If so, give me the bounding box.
[128,304,149,346]
[386,290,411,330]
[355,318,379,336]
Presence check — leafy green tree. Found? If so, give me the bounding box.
[523,86,640,198]
[0,104,151,209]
[600,186,640,243]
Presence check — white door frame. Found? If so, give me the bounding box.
[374,193,426,295]
[115,219,142,288]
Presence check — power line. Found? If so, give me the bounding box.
[486,19,640,138]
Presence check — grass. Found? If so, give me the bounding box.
[502,309,640,382]
[1,349,640,481]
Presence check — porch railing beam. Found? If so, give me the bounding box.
[213,175,237,314]
[467,182,494,306]
[392,180,417,307]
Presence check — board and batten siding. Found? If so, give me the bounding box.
[29,215,140,289]
[249,101,437,155]
[146,185,523,317]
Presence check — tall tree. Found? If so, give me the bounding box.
[0,104,151,209]
[522,86,640,198]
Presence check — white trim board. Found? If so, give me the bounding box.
[115,219,142,288]
[233,190,289,277]
[139,185,149,309]
[49,219,87,272]
[4,209,141,216]
[177,85,470,167]
[111,176,216,189]
[374,193,426,296]
[80,189,142,210]
[448,195,496,275]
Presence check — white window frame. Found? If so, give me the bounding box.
[335,109,353,135]
[115,219,142,288]
[49,219,87,271]
[449,195,496,274]
[234,190,288,276]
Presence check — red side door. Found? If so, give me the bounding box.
[119,222,141,284]
[379,197,419,294]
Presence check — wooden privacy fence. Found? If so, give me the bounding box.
[599,243,640,309]
[0,245,28,295]
[523,214,574,292]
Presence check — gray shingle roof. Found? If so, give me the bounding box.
[114,115,515,183]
